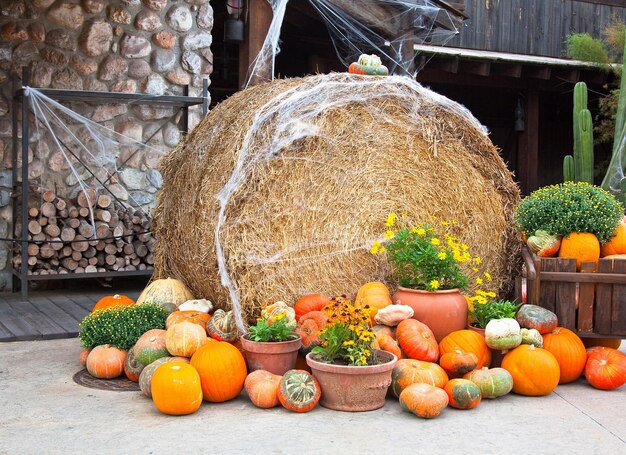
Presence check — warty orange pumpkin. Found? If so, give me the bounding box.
[391,359,448,397]
[165,321,208,358]
[558,232,600,271]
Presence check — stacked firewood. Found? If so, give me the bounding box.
[13,188,155,275]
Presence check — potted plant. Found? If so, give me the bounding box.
[240,302,302,376]
[515,182,624,269]
[467,298,521,367]
[305,296,397,412]
[373,213,493,341]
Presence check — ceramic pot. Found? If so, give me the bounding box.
[305,349,397,412]
[392,286,468,342]
[240,335,302,376]
[467,323,505,368]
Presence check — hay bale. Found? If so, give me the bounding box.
[154,73,521,328]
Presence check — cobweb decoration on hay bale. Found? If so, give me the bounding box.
[154,73,521,333]
[246,0,462,86]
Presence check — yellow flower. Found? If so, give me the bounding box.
[378,247,386,254]
[430,279,440,290]
[370,241,381,254]
[364,349,371,357]
[438,252,447,260]
[484,272,492,281]
[487,291,496,298]
[343,340,355,346]
[431,238,440,245]
[384,230,394,239]
[273,312,285,321]
[474,256,482,265]
[360,356,367,364]
[476,278,483,285]
[414,227,426,236]
[386,213,397,227]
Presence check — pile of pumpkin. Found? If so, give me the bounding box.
[78,278,626,418]
[525,216,626,268]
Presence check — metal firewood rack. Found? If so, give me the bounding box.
[10,68,208,299]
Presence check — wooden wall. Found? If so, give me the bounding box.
[447,0,626,57]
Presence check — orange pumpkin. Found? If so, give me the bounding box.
[501,344,560,396]
[396,319,439,362]
[296,311,327,354]
[139,356,190,398]
[584,347,626,390]
[79,348,90,366]
[294,294,331,321]
[372,324,397,340]
[244,369,282,408]
[542,327,586,384]
[600,222,626,257]
[439,330,491,369]
[85,344,126,379]
[391,359,448,397]
[558,232,600,271]
[166,310,211,331]
[151,362,203,415]
[444,378,482,409]
[399,383,449,419]
[190,341,247,402]
[91,294,134,312]
[354,281,392,326]
[439,349,478,377]
[372,332,402,360]
[165,321,208,358]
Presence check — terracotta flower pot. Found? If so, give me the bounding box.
[305,349,397,412]
[467,323,505,368]
[240,335,302,376]
[392,286,468,342]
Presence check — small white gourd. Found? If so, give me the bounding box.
[485,318,522,350]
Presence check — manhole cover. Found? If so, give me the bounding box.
[73,369,140,392]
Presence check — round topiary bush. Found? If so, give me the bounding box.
[515,182,624,243]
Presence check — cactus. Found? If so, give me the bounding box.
[601,40,626,204]
[564,82,594,183]
[563,155,574,182]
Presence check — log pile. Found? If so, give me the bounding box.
[13,188,154,276]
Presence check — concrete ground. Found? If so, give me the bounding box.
[0,338,624,455]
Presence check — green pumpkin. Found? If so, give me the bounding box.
[516,304,558,334]
[133,329,169,366]
[464,367,513,399]
[444,378,482,409]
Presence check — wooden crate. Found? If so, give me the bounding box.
[521,247,626,338]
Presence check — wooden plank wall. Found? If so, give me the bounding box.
[447,0,626,58]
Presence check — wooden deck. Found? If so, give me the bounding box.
[0,288,142,342]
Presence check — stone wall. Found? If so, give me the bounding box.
[0,0,214,289]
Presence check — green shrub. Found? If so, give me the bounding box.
[514,182,624,243]
[567,33,610,66]
[79,303,168,350]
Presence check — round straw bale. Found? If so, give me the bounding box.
[153,73,521,328]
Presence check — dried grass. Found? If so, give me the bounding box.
[153,73,522,323]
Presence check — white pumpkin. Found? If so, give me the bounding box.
[178,299,213,314]
[374,304,414,326]
[485,318,522,351]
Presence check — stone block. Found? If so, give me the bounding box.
[70,56,98,76]
[79,19,113,57]
[28,23,46,42]
[183,32,212,51]
[135,10,162,32]
[98,55,128,81]
[128,59,151,79]
[47,3,84,30]
[197,3,213,29]
[0,22,29,42]
[51,68,83,90]
[152,31,176,49]
[120,34,152,58]
[108,6,132,24]
[45,29,76,51]
[82,0,105,14]
[142,0,167,12]
[142,73,167,95]
[166,5,193,32]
